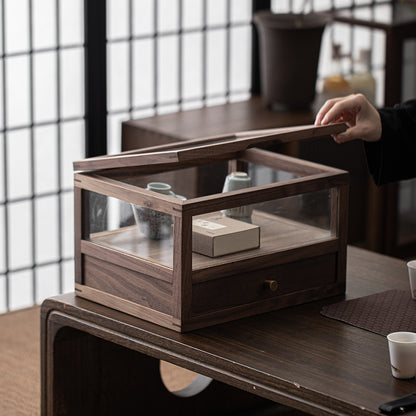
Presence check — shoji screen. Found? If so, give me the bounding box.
[106,0,254,154]
[0,0,84,311]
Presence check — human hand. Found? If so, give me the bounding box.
[314,93,382,144]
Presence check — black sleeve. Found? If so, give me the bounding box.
[364,99,416,186]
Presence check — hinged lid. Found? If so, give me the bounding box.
[73,123,347,173]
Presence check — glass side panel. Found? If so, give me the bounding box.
[86,191,174,268]
[118,159,302,199]
[247,163,300,186]
[191,189,332,271]
[119,165,222,199]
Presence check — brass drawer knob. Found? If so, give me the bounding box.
[264,280,278,292]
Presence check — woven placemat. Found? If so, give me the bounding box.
[321,290,416,336]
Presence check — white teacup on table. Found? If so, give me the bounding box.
[387,332,416,379]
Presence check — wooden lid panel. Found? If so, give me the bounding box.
[73,123,347,173]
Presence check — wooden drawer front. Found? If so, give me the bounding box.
[192,254,336,315]
[83,255,173,315]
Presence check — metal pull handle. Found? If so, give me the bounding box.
[264,280,278,292]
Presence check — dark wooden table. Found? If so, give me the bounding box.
[41,246,415,416]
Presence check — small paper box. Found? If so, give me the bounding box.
[73,123,349,332]
[192,215,260,257]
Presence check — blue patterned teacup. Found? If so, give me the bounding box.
[131,182,185,240]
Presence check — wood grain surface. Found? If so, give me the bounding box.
[74,143,348,331]
[74,123,346,173]
[42,246,412,416]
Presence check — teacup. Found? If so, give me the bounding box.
[131,182,185,240]
[221,172,253,223]
[387,332,416,379]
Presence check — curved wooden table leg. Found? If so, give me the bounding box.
[41,306,287,416]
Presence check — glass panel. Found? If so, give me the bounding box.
[314,0,332,12]
[62,191,74,259]
[158,0,179,33]
[62,259,75,294]
[119,159,304,200]
[108,42,129,112]
[157,35,179,104]
[60,48,84,118]
[107,0,129,40]
[317,23,332,79]
[352,26,372,59]
[183,0,203,30]
[334,0,353,8]
[5,0,29,54]
[108,112,128,155]
[183,32,203,100]
[230,0,251,23]
[229,91,250,103]
[191,189,332,270]
[34,51,57,123]
[9,269,33,310]
[132,161,333,270]
[0,133,4,204]
[60,0,84,46]
[271,0,290,13]
[0,205,5,275]
[0,60,3,131]
[247,163,299,186]
[36,263,60,304]
[157,103,180,115]
[373,67,385,107]
[34,125,58,195]
[133,0,154,36]
[35,195,59,264]
[230,26,251,92]
[99,153,338,276]
[207,29,226,96]
[372,30,386,71]
[86,191,174,268]
[8,200,32,270]
[353,6,372,20]
[33,0,56,50]
[61,120,85,189]
[0,0,3,57]
[7,129,31,200]
[207,0,227,26]
[332,23,352,74]
[120,166,205,199]
[373,4,392,24]
[133,38,154,108]
[6,55,30,128]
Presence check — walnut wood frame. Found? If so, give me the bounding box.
[74,131,349,332]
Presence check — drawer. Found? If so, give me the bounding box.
[191,253,336,315]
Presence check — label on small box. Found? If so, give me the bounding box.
[192,215,260,257]
[193,219,227,231]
